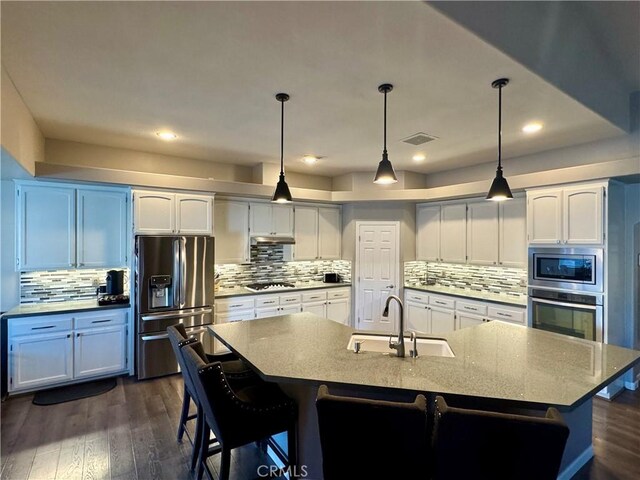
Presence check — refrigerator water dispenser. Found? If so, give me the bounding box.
[149,275,172,309]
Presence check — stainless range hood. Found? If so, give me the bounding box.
[251,235,296,245]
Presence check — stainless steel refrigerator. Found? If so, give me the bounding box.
[135,235,214,379]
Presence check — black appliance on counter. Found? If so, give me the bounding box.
[323,273,341,283]
[106,270,125,295]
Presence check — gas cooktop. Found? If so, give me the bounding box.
[245,282,296,292]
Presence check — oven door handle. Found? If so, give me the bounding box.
[531,297,598,310]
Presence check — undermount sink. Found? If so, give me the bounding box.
[347,333,455,358]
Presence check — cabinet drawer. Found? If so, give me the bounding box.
[488,306,525,324]
[9,314,73,336]
[302,291,327,303]
[457,301,487,316]
[216,297,255,313]
[429,295,455,309]
[74,309,127,329]
[405,291,429,305]
[327,288,350,300]
[255,295,280,308]
[280,293,302,305]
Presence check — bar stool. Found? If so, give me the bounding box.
[432,395,570,480]
[315,385,430,479]
[183,341,298,480]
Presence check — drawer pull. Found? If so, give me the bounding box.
[32,325,55,330]
[496,312,511,317]
[434,301,447,305]
[263,301,276,305]
[91,319,111,324]
[230,304,243,308]
[285,298,297,302]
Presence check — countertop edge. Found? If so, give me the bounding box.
[216,282,352,298]
[404,285,527,307]
[2,302,131,319]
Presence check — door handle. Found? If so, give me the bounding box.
[141,307,212,321]
[141,333,169,341]
[386,285,395,289]
[173,239,181,307]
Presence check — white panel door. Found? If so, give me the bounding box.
[77,189,128,268]
[272,205,294,236]
[466,201,499,266]
[10,332,73,391]
[302,301,327,318]
[74,325,127,379]
[499,197,527,267]
[214,200,250,264]
[318,207,341,259]
[563,186,604,245]
[176,194,213,235]
[18,185,76,270]
[294,206,319,260]
[527,190,562,244]
[326,298,350,325]
[134,191,175,234]
[250,203,273,235]
[416,205,441,261]
[356,222,399,332]
[429,306,456,334]
[406,301,430,333]
[440,204,467,263]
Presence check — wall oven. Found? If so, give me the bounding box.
[528,247,603,293]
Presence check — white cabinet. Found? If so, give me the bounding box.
[294,206,319,260]
[74,325,127,379]
[466,201,499,266]
[416,205,441,261]
[326,298,350,325]
[318,207,341,259]
[77,189,128,268]
[214,200,250,264]
[527,183,604,246]
[457,312,485,329]
[302,301,327,317]
[250,203,293,236]
[403,291,455,335]
[430,306,456,334]
[17,185,76,270]
[133,190,213,235]
[255,306,281,319]
[499,197,527,267]
[440,204,467,263]
[406,301,430,333]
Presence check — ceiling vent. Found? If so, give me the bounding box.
[402,132,438,145]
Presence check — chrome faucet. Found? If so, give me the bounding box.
[409,331,418,358]
[382,295,405,358]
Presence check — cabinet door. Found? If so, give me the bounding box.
[429,307,455,334]
[527,190,562,244]
[279,305,301,315]
[74,325,127,379]
[255,306,280,319]
[302,301,327,318]
[466,201,499,266]
[214,200,250,264]
[406,301,430,333]
[416,205,441,261]
[499,197,527,267]
[294,206,319,260]
[9,332,73,392]
[440,204,467,263]
[563,186,604,245]
[77,189,128,268]
[133,191,175,234]
[250,203,273,235]
[326,298,350,325]
[18,185,76,270]
[457,312,485,330]
[318,207,341,259]
[272,205,294,236]
[176,194,213,235]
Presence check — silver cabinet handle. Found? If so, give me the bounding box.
[32,325,55,330]
[141,307,212,321]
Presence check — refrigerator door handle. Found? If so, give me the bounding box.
[141,333,170,341]
[141,307,213,321]
[173,239,181,307]
[180,237,187,309]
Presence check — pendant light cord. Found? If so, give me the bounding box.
[383,89,387,153]
[497,84,502,171]
[280,98,285,175]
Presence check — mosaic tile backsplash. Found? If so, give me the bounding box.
[404,261,527,297]
[21,268,130,304]
[216,245,351,289]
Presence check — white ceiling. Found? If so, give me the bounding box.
[0,1,625,177]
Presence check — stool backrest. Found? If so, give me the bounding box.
[315,385,430,480]
[167,324,198,393]
[432,395,570,480]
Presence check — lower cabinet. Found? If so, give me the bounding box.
[302,301,327,317]
[456,312,486,329]
[326,298,350,325]
[430,306,456,335]
[8,308,129,393]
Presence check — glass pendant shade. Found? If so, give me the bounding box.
[272,173,293,203]
[374,151,398,184]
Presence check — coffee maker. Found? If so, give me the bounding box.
[106,270,125,295]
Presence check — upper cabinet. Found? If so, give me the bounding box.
[17,183,129,271]
[249,203,293,236]
[293,206,341,260]
[466,201,499,266]
[133,190,213,235]
[499,197,527,267]
[214,200,250,264]
[440,204,467,263]
[416,205,441,261]
[527,183,604,246]
[318,207,341,260]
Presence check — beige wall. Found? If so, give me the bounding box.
[1,66,44,175]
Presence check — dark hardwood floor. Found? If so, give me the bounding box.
[1,375,639,479]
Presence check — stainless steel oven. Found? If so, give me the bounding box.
[528,247,603,293]
[528,288,603,342]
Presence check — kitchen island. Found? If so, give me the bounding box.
[210,314,640,479]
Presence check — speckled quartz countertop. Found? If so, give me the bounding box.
[2,300,130,319]
[216,282,351,298]
[210,314,640,410]
[405,284,527,307]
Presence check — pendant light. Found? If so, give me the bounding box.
[272,93,293,203]
[373,83,398,184]
[486,78,513,201]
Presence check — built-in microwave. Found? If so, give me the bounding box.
[528,247,603,293]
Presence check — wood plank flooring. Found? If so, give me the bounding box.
[1,375,639,479]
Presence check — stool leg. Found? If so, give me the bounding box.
[196,419,209,480]
[287,424,298,473]
[177,384,191,443]
[219,446,231,480]
[191,404,203,471]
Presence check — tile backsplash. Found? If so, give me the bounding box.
[404,261,526,297]
[20,268,130,304]
[216,245,351,289]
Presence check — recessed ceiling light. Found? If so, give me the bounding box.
[302,155,319,165]
[156,131,177,140]
[522,122,543,134]
[412,154,426,162]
